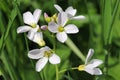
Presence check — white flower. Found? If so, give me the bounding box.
[54,4,85,20]
[48,12,79,43]
[17,9,45,46]
[28,46,61,72]
[78,49,103,75]
[31,32,45,46]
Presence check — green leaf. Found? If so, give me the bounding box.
[0,3,18,55]
[102,0,112,45]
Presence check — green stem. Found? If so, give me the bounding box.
[55,65,59,80]
[51,33,59,80]
[103,50,109,75]
[52,34,59,80]
[52,33,56,50]
[65,38,85,62]
[59,67,78,74]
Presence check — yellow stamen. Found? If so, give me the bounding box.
[58,26,64,32]
[31,23,36,28]
[38,40,46,47]
[44,51,52,57]
[78,65,85,71]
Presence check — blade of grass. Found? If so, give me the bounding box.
[0,4,18,55]
[0,60,10,80]
[1,51,20,80]
[102,0,112,46]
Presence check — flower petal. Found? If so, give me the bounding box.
[56,32,67,43]
[70,15,85,20]
[27,30,35,40]
[33,32,43,42]
[64,24,79,34]
[93,68,102,75]
[33,9,42,23]
[88,59,103,68]
[27,25,39,40]
[84,67,94,75]
[65,6,76,17]
[23,11,35,25]
[17,26,32,33]
[32,32,45,46]
[36,57,48,72]
[49,53,60,64]
[40,46,51,53]
[58,12,68,26]
[28,49,44,59]
[85,66,102,75]
[85,49,94,64]
[54,4,63,12]
[48,22,58,33]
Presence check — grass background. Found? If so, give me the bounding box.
[0,0,120,80]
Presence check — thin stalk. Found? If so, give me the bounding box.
[65,38,85,62]
[103,50,109,75]
[55,65,59,80]
[39,71,44,80]
[52,34,59,80]
[52,33,56,50]
[59,67,78,74]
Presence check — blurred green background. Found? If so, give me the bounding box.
[0,0,120,80]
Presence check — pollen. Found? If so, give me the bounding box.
[31,23,36,28]
[38,40,46,47]
[44,51,52,57]
[58,26,64,32]
[78,65,85,71]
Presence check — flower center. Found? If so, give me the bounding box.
[44,50,53,57]
[38,40,46,47]
[78,65,85,71]
[58,26,64,32]
[31,23,37,28]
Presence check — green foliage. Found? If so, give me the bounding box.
[0,0,120,80]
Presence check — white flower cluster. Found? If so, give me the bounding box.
[17,4,103,75]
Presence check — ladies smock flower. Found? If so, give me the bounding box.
[28,46,60,72]
[48,12,79,43]
[54,4,85,20]
[78,49,103,75]
[17,9,45,46]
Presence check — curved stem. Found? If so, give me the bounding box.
[65,38,85,62]
[59,67,78,74]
